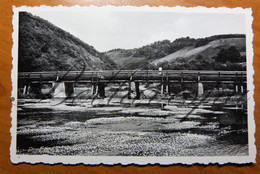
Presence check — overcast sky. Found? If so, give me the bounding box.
[30,10,246,52]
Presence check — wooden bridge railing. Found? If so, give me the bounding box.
[18,70,247,98]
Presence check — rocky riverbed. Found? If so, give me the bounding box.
[16,98,248,156]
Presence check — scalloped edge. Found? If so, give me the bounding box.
[10,5,256,165]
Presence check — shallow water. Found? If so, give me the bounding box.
[16,99,248,156]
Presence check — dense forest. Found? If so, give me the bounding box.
[18,12,118,72]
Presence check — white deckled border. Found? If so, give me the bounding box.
[10,5,256,165]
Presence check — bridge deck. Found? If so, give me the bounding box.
[18,70,247,84]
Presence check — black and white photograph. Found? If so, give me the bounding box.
[11,6,255,164]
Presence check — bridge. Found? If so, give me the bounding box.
[18,70,247,99]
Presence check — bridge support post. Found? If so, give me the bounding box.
[240,72,243,93]
[92,77,99,95]
[128,76,132,99]
[234,72,239,93]
[166,75,170,96]
[166,84,169,96]
[27,86,31,94]
[135,82,140,99]
[235,85,239,93]
[198,74,204,96]
[159,68,164,98]
[23,73,31,95]
[92,84,96,95]
[180,72,184,91]
[161,83,164,97]
[23,85,27,95]
[23,85,31,95]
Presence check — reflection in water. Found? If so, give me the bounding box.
[16,99,248,156]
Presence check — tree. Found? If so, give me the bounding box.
[227,46,241,62]
[215,49,228,63]
[215,46,241,63]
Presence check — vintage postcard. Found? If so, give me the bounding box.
[11,6,256,164]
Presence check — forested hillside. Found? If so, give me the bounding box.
[18,12,118,72]
[105,35,246,71]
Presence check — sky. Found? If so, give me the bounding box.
[30,9,246,52]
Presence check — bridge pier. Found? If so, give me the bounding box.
[97,82,106,98]
[92,77,99,96]
[180,72,184,91]
[127,76,140,99]
[92,83,97,95]
[128,77,132,99]
[64,82,74,97]
[52,82,75,98]
[52,82,66,98]
[166,83,170,96]
[166,75,170,96]
[160,76,171,97]
[198,82,204,96]
[161,82,164,97]
[135,82,140,99]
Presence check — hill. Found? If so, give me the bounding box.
[18,12,118,72]
[105,35,246,71]
[18,11,246,72]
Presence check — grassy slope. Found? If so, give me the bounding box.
[153,38,245,64]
